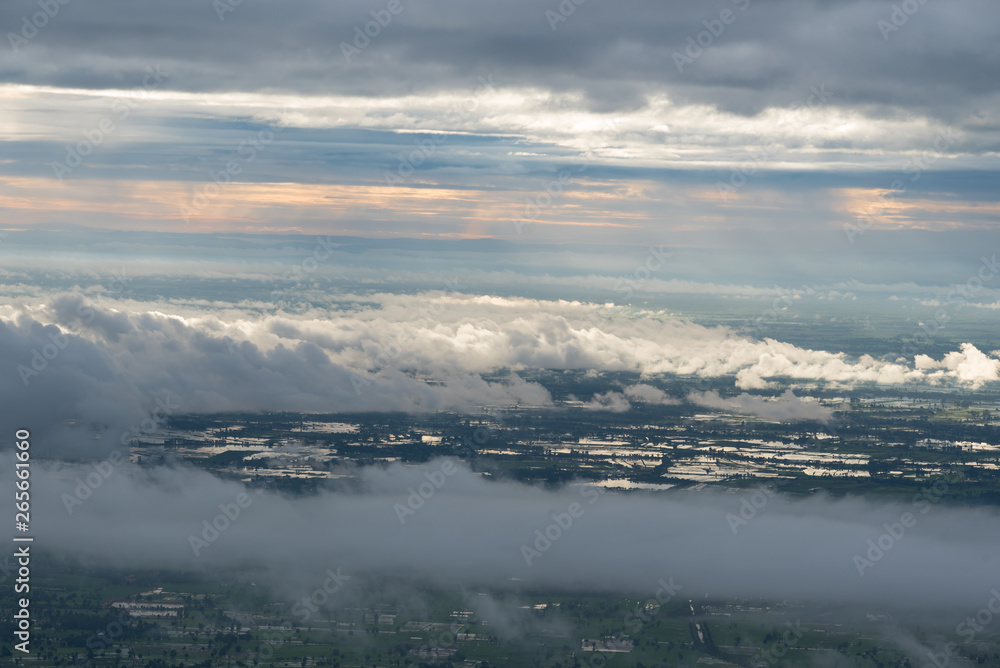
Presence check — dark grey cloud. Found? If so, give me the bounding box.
[1,0,998,125]
[0,312,146,459]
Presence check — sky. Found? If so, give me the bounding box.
[0,0,998,244]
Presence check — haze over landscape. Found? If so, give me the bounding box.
[1,1,999,667]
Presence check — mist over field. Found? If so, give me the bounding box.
[6,455,998,615]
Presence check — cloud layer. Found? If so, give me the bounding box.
[12,456,999,614]
[2,290,997,457]
[1,1,999,238]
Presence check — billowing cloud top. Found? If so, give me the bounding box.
[3,288,996,458]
